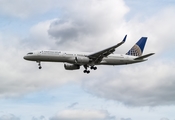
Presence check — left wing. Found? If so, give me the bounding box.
[87,35,127,63]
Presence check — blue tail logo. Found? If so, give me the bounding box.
[126,37,147,56]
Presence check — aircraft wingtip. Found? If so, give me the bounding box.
[123,34,127,42]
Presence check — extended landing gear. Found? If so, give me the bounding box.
[83,65,90,74]
[37,61,42,69]
[84,69,90,74]
[39,66,42,69]
[83,65,97,74]
[90,66,97,70]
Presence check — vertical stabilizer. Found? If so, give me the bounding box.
[126,37,147,56]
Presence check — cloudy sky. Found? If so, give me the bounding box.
[0,0,175,120]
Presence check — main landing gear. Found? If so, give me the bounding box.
[83,65,97,74]
[90,66,97,70]
[37,61,42,69]
[84,69,90,74]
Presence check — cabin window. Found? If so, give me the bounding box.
[27,52,33,55]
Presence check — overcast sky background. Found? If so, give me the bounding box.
[0,0,175,120]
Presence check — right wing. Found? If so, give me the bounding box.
[88,35,127,63]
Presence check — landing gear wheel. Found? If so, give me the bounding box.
[90,66,97,70]
[83,70,90,74]
[87,70,90,74]
[37,61,42,69]
[83,65,90,74]
[94,67,97,70]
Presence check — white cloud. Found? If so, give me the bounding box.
[0,0,128,19]
[46,0,175,54]
[0,0,175,120]
[0,0,62,18]
[0,0,175,108]
[82,59,175,106]
[40,0,175,107]
[130,7,175,54]
[27,19,57,49]
[50,109,115,120]
[0,32,83,98]
[47,0,129,52]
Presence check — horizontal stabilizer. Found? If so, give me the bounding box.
[134,53,155,60]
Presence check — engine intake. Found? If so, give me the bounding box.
[64,63,80,70]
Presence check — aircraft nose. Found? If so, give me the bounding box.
[23,56,28,60]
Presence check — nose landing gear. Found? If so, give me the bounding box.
[37,61,42,69]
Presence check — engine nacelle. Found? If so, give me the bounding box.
[75,56,90,64]
[64,63,80,70]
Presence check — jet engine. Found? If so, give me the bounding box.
[64,63,80,70]
[75,56,90,64]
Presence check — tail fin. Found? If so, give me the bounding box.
[126,37,147,56]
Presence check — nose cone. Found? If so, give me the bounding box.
[24,52,35,61]
[23,55,28,60]
[23,55,29,60]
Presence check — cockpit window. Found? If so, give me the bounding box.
[27,52,33,55]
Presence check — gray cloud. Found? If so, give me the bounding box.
[121,118,132,120]
[160,118,169,120]
[0,114,20,120]
[47,0,129,47]
[48,19,82,43]
[68,102,79,108]
[32,116,46,120]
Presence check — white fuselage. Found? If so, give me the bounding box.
[23,35,154,73]
[23,50,145,66]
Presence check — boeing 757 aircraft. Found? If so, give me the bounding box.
[24,35,154,74]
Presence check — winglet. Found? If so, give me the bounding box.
[123,35,127,42]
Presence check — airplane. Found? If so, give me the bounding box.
[23,35,154,74]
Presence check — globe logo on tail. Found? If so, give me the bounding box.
[127,44,142,56]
